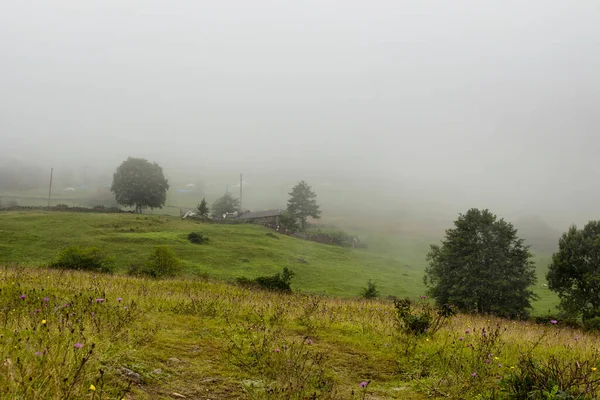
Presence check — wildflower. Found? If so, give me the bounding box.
[20,294,26,300]
[95,298,104,303]
[307,339,313,345]
[421,295,427,299]
[465,329,470,334]
[426,338,429,342]
[494,357,500,360]
[41,320,47,325]
[550,319,558,325]
[510,366,515,369]
[117,297,123,302]
[90,384,96,391]
[498,364,502,368]
[471,372,477,377]
[593,367,598,372]
[35,351,43,356]
[274,348,280,353]
[360,381,368,388]
[91,312,95,317]
[43,297,49,303]
[458,337,463,341]
[74,343,83,349]
[36,309,41,313]
[485,359,491,364]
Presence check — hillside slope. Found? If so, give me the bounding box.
[0,211,559,312]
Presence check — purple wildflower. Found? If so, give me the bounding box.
[43,297,49,303]
[307,339,313,345]
[20,294,26,300]
[274,348,280,353]
[74,343,83,349]
[35,351,44,356]
[421,295,427,299]
[465,329,471,333]
[117,297,123,303]
[360,381,368,388]
[471,372,477,377]
[550,319,558,325]
[95,298,104,303]
[458,337,464,341]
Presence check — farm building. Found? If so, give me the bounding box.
[237,209,284,225]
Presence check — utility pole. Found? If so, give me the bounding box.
[47,167,53,208]
[240,173,243,212]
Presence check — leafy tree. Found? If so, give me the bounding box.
[111,157,169,213]
[197,198,209,217]
[211,192,240,216]
[287,181,321,230]
[424,208,537,318]
[361,280,379,299]
[279,210,299,232]
[547,221,600,325]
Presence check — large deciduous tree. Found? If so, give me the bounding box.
[547,221,600,325]
[211,192,240,216]
[287,181,321,230]
[424,208,537,318]
[111,157,169,213]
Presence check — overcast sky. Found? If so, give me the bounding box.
[1,0,599,226]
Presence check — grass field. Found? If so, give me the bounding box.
[0,265,595,399]
[0,211,558,315]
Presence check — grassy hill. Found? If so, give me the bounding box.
[0,211,559,314]
[0,265,595,399]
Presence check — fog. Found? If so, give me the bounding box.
[1,0,599,231]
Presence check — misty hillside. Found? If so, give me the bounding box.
[513,216,561,254]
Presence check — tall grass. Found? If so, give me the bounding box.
[0,265,597,399]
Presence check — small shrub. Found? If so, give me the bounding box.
[141,246,182,278]
[394,297,456,336]
[49,246,114,273]
[502,355,600,398]
[187,231,208,244]
[360,280,379,299]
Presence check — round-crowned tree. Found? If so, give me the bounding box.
[547,221,600,325]
[111,157,169,213]
[424,208,537,318]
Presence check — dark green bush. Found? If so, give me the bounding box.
[49,246,115,273]
[237,267,295,293]
[583,316,600,331]
[187,232,208,244]
[140,246,182,278]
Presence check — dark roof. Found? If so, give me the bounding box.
[238,209,284,219]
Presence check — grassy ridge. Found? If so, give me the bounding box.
[0,211,559,313]
[0,266,594,399]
